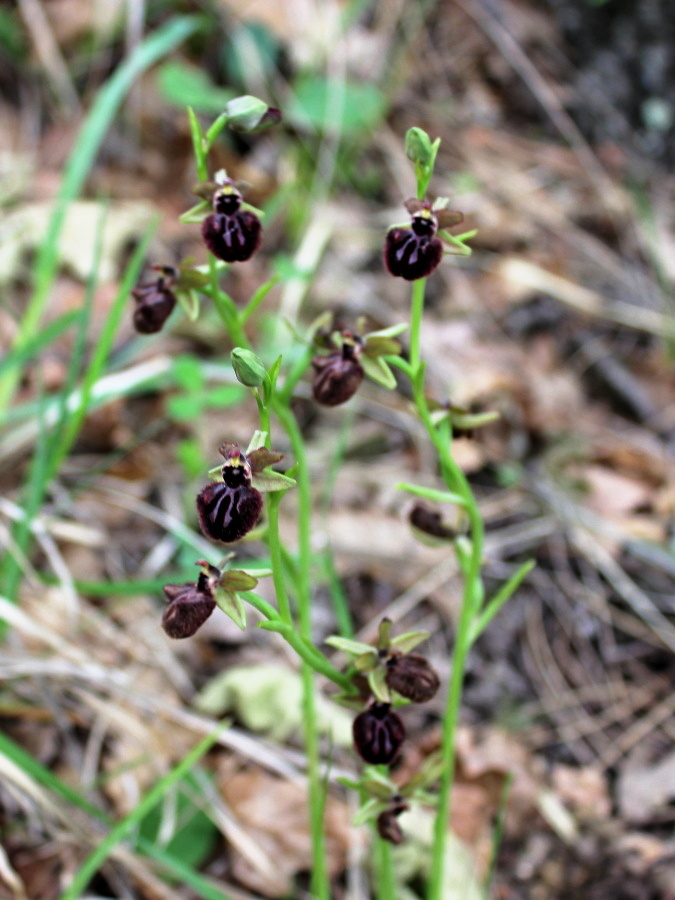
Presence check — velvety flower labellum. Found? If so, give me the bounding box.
[385,653,440,703]
[376,803,408,845]
[196,446,263,543]
[312,342,364,406]
[384,212,442,281]
[162,573,216,639]
[409,503,455,540]
[201,184,262,263]
[131,270,177,333]
[352,702,406,766]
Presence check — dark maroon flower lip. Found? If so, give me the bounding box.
[385,653,440,703]
[384,226,443,281]
[384,198,464,281]
[311,347,364,406]
[161,571,217,639]
[200,179,263,263]
[131,268,177,333]
[196,443,263,544]
[352,702,406,766]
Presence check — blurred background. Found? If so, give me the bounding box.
[1,1,674,898]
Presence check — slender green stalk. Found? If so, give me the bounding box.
[376,833,397,900]
[265,493,293,626]
[58,721,229,900]
[409,277,426,372]
[273,402,329,900]
[404,276,486,900]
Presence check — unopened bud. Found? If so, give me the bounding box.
[231,347,267,388]
[226,95,282,133]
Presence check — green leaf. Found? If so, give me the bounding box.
[171,355,204,391]
[360,354,397,390]
[156,61,233,113]
[287,76,386,135]
[214,588,247,631]
[167,394,203,422]
[137,773,219,871]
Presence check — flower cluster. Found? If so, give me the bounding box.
[327,618,440,836]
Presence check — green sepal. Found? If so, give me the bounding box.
[430,408,450,427]
[214,587,247,631]
[179,199,210,224]
[363,323,408,340]
[176,267,210,290]
[245,431,268,454]
[361,771,398,800]
[451,410,500,430]
[354,651,378,673]
[390,630,430,654]
[367,667,391,703]
[332,690,367,711]
[363,336,402,358]
[360,354,397,390]
[263,355,283,404]
[325,636,375,656]
[207,465,224,481]
[353,797,391,827]
[220,569,258,592]
[401,750,445,795]
[306,310,334,343]
[175,288,200,322]
[251,470,297,492]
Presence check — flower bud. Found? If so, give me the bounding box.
[353,702,406,766]
[162,572,216,638]
[312,342,364,406]
[385,653,440,703]
[231,347,267,388]
[405,127,434,168]
[225,95,282,133]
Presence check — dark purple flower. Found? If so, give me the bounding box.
[376,800,409,844]
[409,503,455,541]
[201,182,262,263]
[385,653,440,703]
[196,443,263,543]
[312,338,364,406]
[384,199,463,281]
[353,702,406,766]
[162,571,216,639]
[131,267,177,333]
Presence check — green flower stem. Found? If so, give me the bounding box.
[265,492,293,627]
[405,277,485,900]
[273,401,329,900]
[376,831,397,900]
[260,620,355,693]
[409,277,426,372]
[278,345,315,406]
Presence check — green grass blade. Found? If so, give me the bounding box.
[0,311,79,383]
[58,720,229,900]
[0,731,235,900]
[0,14,200,413]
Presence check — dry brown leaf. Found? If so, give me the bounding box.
[219,766,352,897]
[550,764,611,820]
